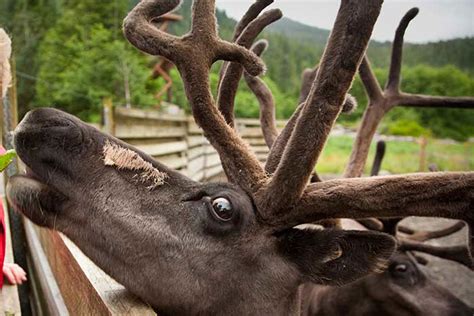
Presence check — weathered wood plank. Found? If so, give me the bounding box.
[155,155,187,170]
[187,136,207,148]
[205,153,221,168]
[116,125,186,139]
[24,219,69,316]
[137,141,188,157]
[187,146,206,160]
[187,156,206,177]
[250,145,270,154]
[204,165,224,180]
[115,107,187,123]
[63,238,156,316]
[36,226,156,315]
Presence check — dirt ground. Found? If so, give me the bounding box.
[400,217,473,306]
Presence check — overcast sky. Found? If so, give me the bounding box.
[216,0,474,43]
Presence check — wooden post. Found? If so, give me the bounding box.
[103,97,115,136]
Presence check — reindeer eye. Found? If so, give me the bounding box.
[394,264,407,273]
[211,197,233,222]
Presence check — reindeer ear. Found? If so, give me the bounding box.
[277,228,396,286]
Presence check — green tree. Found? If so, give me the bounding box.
[34,1,155,122]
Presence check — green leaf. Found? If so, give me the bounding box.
[0,149,16,172]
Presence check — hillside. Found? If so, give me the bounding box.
[169,1,474,94]
[268,16,474,71]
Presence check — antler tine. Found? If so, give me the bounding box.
[124,0,271,193]
[299,67,358,113]
[345,7,474,179]
[399,239,473,270]
[233,0,274,41]
[264,103,304,174]
[398,221,466,242]
[218,0,274,89]
[266,66,357,176]
[397,94,474,109]
[123,0,182,59]
[354,140,387,231]
[298,67,318,104]
[245,40,324,184]
[359,56,384,102]
[256,0,383,216]
[370,140,386,176]
[190,0,219,37]
[218,9,283,126]
[285,172,474,229]
[385,7,419,93]
[244,40,278,148]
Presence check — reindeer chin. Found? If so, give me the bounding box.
[6,174,66,227]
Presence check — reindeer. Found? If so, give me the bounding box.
[244,6,473,313]
[6,0,474,314]
[247,40,473,314]
[301,142,473,315]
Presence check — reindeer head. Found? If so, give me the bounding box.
[301,218,473,316]
[338,142,473,315]
[6,0,473,314]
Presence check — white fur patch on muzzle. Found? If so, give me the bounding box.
[103,140,168,189]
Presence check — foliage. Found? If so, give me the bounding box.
[316,136,473,175]
[0,0,64,116]
[2,0,474,140]
[0,149,16,172]
[34,1,156,122]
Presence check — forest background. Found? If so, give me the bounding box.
[1,0,473,142]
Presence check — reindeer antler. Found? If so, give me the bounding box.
[399,237,473,269]
[344,7,474,179]
[244,40,279,148]
[378,218,472,269]
[217,0,282,127]
[255,0,383,215]
[398,221,466,242]
[124,0,269,193]
[125,2,474,260]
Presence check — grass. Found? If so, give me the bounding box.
[315,136,473,176]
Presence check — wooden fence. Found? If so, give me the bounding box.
[109,106,284,182]
[18,106,283,315]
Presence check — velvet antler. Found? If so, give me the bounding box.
[125,2,474,260]
[287,172,473,228]
[244,40,278,148]
[344,7,474,178]
[399,239,472,269]
[244,40,322,183]
[398,221,466,242]
[217,1,282,127]
[124,0,268,193]
[256,0,383,215]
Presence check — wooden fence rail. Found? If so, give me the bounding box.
[110,106,285,182]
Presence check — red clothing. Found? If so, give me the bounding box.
[0,198,5,288]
